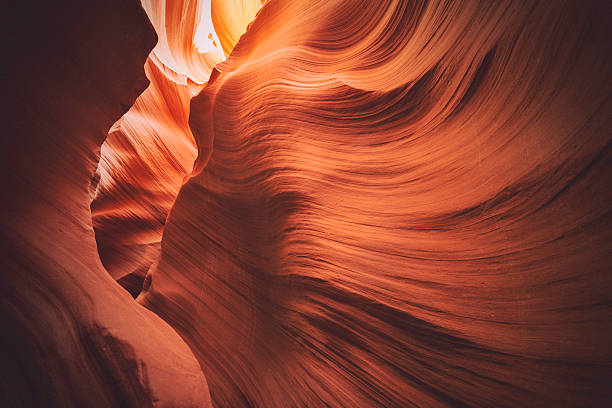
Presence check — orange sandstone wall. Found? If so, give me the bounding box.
[1,0,611,407]
[139,0,612,406]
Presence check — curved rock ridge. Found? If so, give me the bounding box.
[91,57,200,291]
[139,0,612,406]
[92,0,262,295]
[1,1,211,406]
[141,0,223,84]
[140,0,264,83]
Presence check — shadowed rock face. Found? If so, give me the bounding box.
[1,1,211,406]
[2,0,612,407]
[136,0,612,407]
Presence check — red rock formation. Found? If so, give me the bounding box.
[1,1,211,406]
[90,58,199,292]
[2,0,611,407]
[91,0,261,295]
[138,0,612,406]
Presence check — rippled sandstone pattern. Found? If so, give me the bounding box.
[139,0,612,406]
[91,0,262,295]
[1,0,611,407]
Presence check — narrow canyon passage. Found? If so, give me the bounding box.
[91,0,262,297]
[2,0,612,407]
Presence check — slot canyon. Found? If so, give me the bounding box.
[1,0,611,406]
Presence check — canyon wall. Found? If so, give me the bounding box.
[139,0,612,406]
[1,1,211,406]
[1,0,611,407]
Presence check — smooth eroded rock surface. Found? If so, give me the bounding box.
[1,1,211,406]
[139,0,612,406]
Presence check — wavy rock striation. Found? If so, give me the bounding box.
[91,57,199,293]
[2,0,611,406]
[139,0,612,406]
[91,0,262,295]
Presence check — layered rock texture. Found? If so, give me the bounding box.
[2,0,612,407]
[91,0,261,295]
